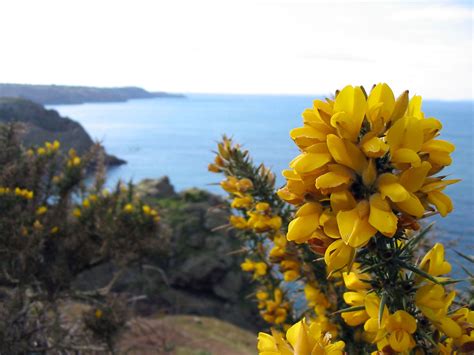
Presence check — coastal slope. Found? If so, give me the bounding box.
[0,83,184,105]
[0,97,125,165]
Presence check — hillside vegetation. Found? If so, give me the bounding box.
[0,83,184,105]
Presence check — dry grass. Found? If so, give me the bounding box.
[118,315,257,355]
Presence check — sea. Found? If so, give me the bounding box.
[49,94,473,280]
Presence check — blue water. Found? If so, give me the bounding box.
[49,95,473,277]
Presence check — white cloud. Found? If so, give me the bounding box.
[0,0,471,99]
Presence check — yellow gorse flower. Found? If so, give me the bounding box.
[95,309,103,319]
[280,83,459,271]
[231,194,254,209]
[418,242,451,280]
[241,258,268,278]
[247,203,282,233]
[123,203,134,213]
[257,318,345,355]
[13,187,34,200]
[259,288,291,325]
[67,148,81,167]
[221,176,253,195]
[36,206,48,215]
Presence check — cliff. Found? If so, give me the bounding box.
[0,83,184,105]
[74,177,264,331]
[0,97,125,166]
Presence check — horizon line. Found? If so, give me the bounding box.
[1,82,472,102]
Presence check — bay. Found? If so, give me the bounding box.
[49,94,474,279]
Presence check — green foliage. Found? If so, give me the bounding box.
[0,123,165,352]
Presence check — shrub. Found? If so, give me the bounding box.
[210,84,473,354]
[0,123,165,352]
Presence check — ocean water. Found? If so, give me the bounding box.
[49,95,473,277]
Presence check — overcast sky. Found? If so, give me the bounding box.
[0,0,472,99]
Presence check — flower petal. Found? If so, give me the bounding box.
[427,190,453,217]
[395,193,425,218]
[378,173,410,202]
[368,193,398,237]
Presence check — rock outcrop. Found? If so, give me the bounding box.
[136,180,263,330]
[0,97,125,166]
[74,178,263,330]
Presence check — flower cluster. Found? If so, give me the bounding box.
[414,243,473,353]
[210,136,347,337]
[27,139,60,156]
[257,288,292,325]
[212,84,469,355]
[0,186,34,199]
[209,137,298,327]
[280,83,458,271]
[257,318,345,354]
[340,264,418,352]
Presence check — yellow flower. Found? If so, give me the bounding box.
[324,240,355,273]
[287,202,322,243]
[240,259,267,278]
[142,204,151,215]
[385,310,417,352]
[261,288,291,325]
[256,291,269,301]
[418,243,451,280]
[342,267,371,291]
[256,202,270,211]
[52,140,60,151]
[72,157,81,166]
[269,234,287,258]
[231,195,253,209]
[14,188,34,200]
[254,262,268,277]
[257,318,345,355]
[337,200,376,247]
[123,203,134,213]
[415,283,461,338]
[67,149,81,167]
[221,176,253,195]
[363,293,390,348]
[95,309,103,319]
[280,260,300,282]
[229,215,248,229]
[331,85,366,142]
[247,207,282,233]
[44,141,60,154]
[281,84,458,269]
[341,291,369,326]
[82,198,90,208]
[258,330,292,355]
[240,258,255,272]
[208,163,221,173]
[36,206,48,215]
[449,308,474,349]
[73,208,81,218]
[304,284,330,310]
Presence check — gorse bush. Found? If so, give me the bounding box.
[210,84,473,354]
[0,124,164,353]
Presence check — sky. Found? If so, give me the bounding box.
[0,0,472,99]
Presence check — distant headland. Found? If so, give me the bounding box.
[0,83,185,105]
[0,97,126,166]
